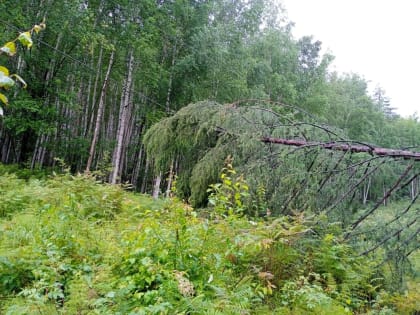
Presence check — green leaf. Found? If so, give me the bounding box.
[0,42,16,56]
[0,72,15,89]
[18,32,33,48]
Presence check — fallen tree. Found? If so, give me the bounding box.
[261,137,420,161]
[143,100,419,290]
[144,101,419,210]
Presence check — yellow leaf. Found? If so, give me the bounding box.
[0,72,15,89]
[324,233,334,242]
[0,42,16,56]
[10,74,27,88]
[18,32,33,48]
[0,66,9,76]
[34,24,42,34]
[0,93,8,105]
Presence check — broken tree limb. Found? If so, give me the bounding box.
[260,137,420,161]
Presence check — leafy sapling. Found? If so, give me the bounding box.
[0,19,46,114]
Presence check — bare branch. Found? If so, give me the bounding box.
[347,163,415,235]
[350,190,420,238]
[326,160,387,214]
[261,137,420,161]
[360,217,418,256]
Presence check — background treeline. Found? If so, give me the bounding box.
[1,0,419,194]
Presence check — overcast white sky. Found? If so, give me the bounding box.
[282,0,420,117]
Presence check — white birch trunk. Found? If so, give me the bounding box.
[152,172,162,199]
[165,161,174,198]
[86,50,115,172]
[110,49,134,184]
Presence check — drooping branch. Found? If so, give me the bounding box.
[280,152,319,213]
[350,190,419,239]
[261,137,420,161]
[359,217,418,256]
[316,151,347,193]
[347,163,415,235]
[325,159,388,214]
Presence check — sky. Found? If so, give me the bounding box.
[281,0,420,117]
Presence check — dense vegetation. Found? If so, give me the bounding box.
[0,166,418,314]
[0,0,419,314]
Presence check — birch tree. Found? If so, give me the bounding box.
[110,48,134,184]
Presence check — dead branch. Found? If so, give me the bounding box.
[261,137,420,161]
[347,163,415,235]
[360,217,418,256]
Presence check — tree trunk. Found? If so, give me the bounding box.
[363,177,371,205]
[132,144,144,188]
[85,46,103,138]
[165,44,177,114]
[383,183,387,206]
[165,160,174,198]
[152,171,162,199]
[110,48,134,184]
[410,176,418,200]
[141,159,150,193]
[260,137,420,161]
[86,50,115,172]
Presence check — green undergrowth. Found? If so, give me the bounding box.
[0,170,417,314]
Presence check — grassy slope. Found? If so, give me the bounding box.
[0,170,418,314]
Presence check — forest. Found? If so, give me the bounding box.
[0,0,419,314]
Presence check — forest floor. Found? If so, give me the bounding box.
[0,167,418,314]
